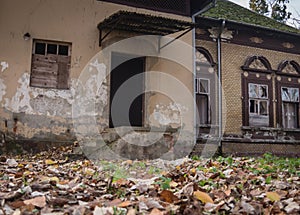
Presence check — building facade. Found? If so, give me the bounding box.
[194,0,300,156]
[1,0,299,157]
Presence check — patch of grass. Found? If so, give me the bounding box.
[112,168,129,182]
[147,166,162,175]
[155,176,172,190]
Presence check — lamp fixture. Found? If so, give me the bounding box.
[23,32,31,41]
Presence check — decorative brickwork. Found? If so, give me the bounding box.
[196,39,300,135]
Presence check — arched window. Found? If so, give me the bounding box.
[276,60,300,129]
[277,60,300,75]
[242,56,272,71]
[241,56,273,127]
[195,47,216,129]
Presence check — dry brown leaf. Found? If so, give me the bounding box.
[106,199,122,207]
[194,191,214,204]
[224,189,231,197]
[118,200,132,208]
[159,190,179,203]
[24,196,46,208]
[8,200,26,209]
[149,208,164,215]
[266,192,281,202]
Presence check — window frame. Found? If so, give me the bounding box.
[195,78,210,125]
[277,84,300,129]
[241,74,273,127]
[30,39,71,89]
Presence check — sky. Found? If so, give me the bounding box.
[229,0,300,27]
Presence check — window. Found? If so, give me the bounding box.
[281,87,299,128]
[248,83,269,126]
[195,78,209,125]
[30,40,71,89]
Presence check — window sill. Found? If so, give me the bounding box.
[105,126,179,133]
[198,124,219,128]
[242,126,300,132]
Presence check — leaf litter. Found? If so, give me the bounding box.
[0,144,299,215]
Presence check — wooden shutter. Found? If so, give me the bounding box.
[30,54,58,88]
[57,56,70,89]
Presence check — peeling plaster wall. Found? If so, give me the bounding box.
[0,79,6,103]
[0,0,194,144]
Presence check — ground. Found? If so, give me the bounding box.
[0,144,299,215]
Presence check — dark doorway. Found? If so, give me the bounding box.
[109,53,145,128]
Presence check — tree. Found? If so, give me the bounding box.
[249,0,291,23]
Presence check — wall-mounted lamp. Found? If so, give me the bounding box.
[23,32,31,41]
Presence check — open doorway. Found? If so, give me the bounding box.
[109,52,145,128]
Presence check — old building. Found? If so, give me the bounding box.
[194,0,300,156]
[1,0,299,158]
[0,0,212,159]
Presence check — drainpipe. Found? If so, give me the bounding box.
[191,0,216,148]
[217,19,226,154]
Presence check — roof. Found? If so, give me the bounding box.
[97,11,195,35]
[98,0,213,17]
[200,0,300,35]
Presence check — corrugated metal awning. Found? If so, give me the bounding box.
[97,11,195,46]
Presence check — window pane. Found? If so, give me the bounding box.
[290,88,299,102]
[196,94,208,124]
[58,45,69,56]
[283,102,298,128]
[249,84,258,98]
[259,86,267,98]
[260,101,268,115]
[47,44,57,54]
[35,42,46,55]
[250,100,256,113]
[249,83,268,99]
[200,79,209,93]
[282,87,299,102]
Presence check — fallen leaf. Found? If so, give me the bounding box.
[7,159,18,167]
[24,196,46,208]
[149,208,164,215]
[170,181,178,188]
[266,192,280,202]
[8,200,26,209]
[145,199,164,210]
[118,200,132,208]
[194,191,214,204]
[45,159,57,165]
[159,190,179,203]
[284,202,299,213]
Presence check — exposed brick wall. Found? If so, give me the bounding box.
[196,39,300,135]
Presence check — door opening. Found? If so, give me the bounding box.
[109,53,145,128]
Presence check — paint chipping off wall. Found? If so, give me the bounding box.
[72,60,108,118]
[0,79,6,103]
[149,103,188,128]
[2,62,108,139]
[0,61,9,72]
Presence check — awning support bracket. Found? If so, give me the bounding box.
[99,16,123,46]
[158,27,194,52]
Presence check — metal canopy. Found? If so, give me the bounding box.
[97,11,195,46]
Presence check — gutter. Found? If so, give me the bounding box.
[217,19,225,154]
[191,0,216,148]
[199,16,300,39]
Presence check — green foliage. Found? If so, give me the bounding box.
[258,153,300,175]
[249,0,291,22]
[250,0,269,15]
[156,176,172,190]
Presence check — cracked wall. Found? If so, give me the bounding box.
[0,0,194,149]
